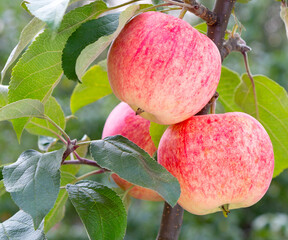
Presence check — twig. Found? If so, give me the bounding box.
[61,139,78,164]
[163,0,216,25]
[221,33,251,60]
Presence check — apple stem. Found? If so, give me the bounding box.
[163,0,216,25]
[136,107,145,115]
[221,204,230,218]
[178,8,188,19]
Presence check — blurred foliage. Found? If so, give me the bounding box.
[1,0,288,240]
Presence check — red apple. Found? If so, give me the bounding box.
[102,102,163,201]
[158,112,274,215]
[107,11,221,125]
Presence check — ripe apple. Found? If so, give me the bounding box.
[102,102,163,201]
[158,112,274,215]
[107,11,221,125]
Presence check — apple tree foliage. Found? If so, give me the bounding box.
[0,0,288,239]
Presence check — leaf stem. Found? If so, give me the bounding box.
[44,115,70,142]
[62,159,103,168]
[73,151,110,172]
[108,0,141,11]
[242,51,259,120]
[76,169,106,182]
[76,140,93,146]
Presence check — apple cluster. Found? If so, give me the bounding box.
[103,11,274,216]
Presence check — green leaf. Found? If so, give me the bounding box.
[62,13,120,81]
[0,85,8,108]
[3,148,64,228]
[0,99,44,121]
[70,65,112,113]
[44,171,76,233]
[0,180,5,197]
[66,180,127,240]
[193,22,207,34]
[90,135,181,206]
[75,4,140,81]
[280,1,288,39]
[217,66,242,112]
[1,18,45,82]
[26,96,66,137]
[0,210,47,240]
[235,74,288,177]
[25,0,69,30]
[8,1,108,139]
[149,122,168,148]
[38,136,57,151]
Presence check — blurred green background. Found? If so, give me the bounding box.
[1,0,288,239]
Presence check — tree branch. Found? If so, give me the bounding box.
[207,0,237,53]
[156,92,218,240]
[157,203,184,240]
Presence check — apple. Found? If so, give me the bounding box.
[102,102,163,201]
[158,112,274,215]
[107,11,221,125]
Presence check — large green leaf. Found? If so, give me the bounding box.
[0,99,44,121]
[8,1,108,139]
[62,13,120,81]
[25,0,69,30]
[0,211,46,240]
[217,66,242,112]
[149,122,168,148]
[90,135,181,206]
[75,4,140,81]
[26,96,66,137]
[235,74,288,177]
[3,148,64,228]
[44,171,76,233]
[0,85,8,108]
[66,180,127,240]
[70,65,112,114]
[1,18,45,82]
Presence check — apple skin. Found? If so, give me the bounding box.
[102,102,163,201]
[107,11,221,125]
[158,112,274,215]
